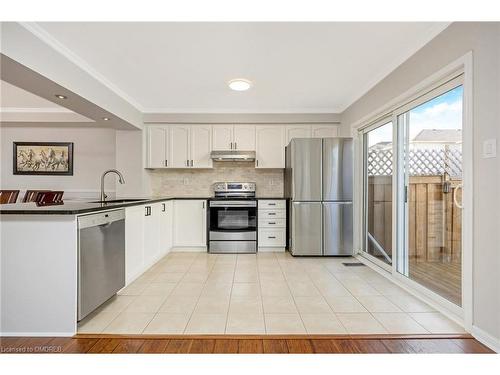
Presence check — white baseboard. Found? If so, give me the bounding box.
[171,246,207,252]
[471,325,500,353]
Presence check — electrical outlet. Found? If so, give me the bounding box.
[183,178,189,185]
[269,179,274,186]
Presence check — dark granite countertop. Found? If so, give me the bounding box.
[0,197,210,215]
[0,196,287,215]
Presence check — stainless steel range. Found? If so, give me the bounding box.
[208,182,257,254]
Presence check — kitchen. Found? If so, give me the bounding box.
[0,20,499,354]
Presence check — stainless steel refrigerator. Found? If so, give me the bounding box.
[285,138,353,256]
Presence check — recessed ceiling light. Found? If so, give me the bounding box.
[102,117,110,121]
[228,79,252,91]
[55,94,67,99]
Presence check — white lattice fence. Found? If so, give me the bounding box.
[368,149,462,177]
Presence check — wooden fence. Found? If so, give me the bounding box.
[367,175,462,263]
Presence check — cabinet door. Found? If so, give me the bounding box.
[173,200,207,247]
[255,125,285,168]
[233,125,255,150]
[165,200,174,251]
[190,125,213,168]
[286,125,311,144]
[311,125,339,138]
[212,125,233,150]
[143,203,161,267]
[147,126,168,168]
[158,201,171,256]
[169,125,190,168]
[125,206,145,284]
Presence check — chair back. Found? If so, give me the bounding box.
[0,190,20,204]
[23,190,51,203]
[36,191,64,205]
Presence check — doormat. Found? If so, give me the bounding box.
[342,262,366,267]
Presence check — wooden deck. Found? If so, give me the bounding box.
[409,258,461,306]
[0,335,493,354]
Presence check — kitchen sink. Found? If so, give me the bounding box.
[90,199,149,204]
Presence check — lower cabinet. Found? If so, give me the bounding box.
[158,200,173,255]
[173,200,207,247]
[125,205,145,284]
[125,200,173,285]
[258,199,287,252]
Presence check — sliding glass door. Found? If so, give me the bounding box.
[361,74,465,308]
[363,120,393,267]
[397,81,464,306]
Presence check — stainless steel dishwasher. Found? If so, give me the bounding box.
[77,209,125,321]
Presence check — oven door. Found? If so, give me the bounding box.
[209,201,257,240]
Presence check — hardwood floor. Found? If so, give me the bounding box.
[0,335,493,354]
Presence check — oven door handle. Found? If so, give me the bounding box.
[209,203,257,208]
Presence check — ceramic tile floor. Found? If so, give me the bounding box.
[77,252,466,335]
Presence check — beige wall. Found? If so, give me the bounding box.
[341,22,500,345]
[148,162,283,198]
[0,126,117,200]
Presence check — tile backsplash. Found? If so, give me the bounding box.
[148,162,284,197]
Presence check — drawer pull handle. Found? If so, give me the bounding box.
[268,236,276,239]
[268,213,276,216]
[268,203,276,206]
[268,222,276,224]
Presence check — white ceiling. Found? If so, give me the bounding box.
[0,80,93,123]
[32,22,449,114]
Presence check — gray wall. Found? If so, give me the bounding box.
[0,126,117,200]
[341,22,500,344]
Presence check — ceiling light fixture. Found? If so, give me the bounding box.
[228,79,252,91]
[55,94,67,99]
[102,117,110,121]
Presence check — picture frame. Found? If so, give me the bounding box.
[13,142,74,176]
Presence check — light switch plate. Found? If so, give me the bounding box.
[482,139,497,158]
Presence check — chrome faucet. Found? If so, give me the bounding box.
[100,169,125,202]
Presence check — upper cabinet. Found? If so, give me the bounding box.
[212,125,255,151]
[146,125,212,169]
[233,125,256,150]
[169,125,191,168]
[212,125,233,151]
[285,125,312,145]
[255,125,285,169]
[147,126,169,168]
[311,125,339,138]
[146,123,339,169]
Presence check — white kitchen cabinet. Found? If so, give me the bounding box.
[125,205,145,284]
[143,202,161,268]
[169,125,191,168]
[147,126,168,168]
[258,199,286,252]
[286,125,311,144]
[212,125,233,150]
[255,125,285,168]
[233,125,255,150]
[311,125,339,138]
[158,200,173,256]
[212,124,255,151]
[190,125,213,168]
[173,200,207,247]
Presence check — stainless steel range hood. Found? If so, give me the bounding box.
[210,150,256,162]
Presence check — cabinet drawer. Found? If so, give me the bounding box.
[258,200,286,209]
[258,229,286,247]
[259,218,286,228]
[258,210,286,219]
